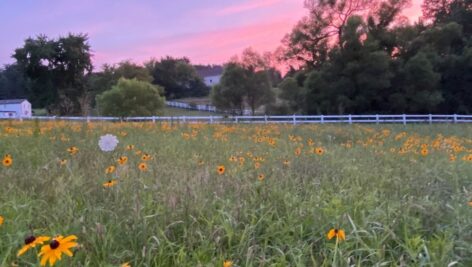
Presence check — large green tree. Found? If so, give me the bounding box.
[12,34,92,115]
[145,57,208,99]
[96,78,165,117]
[0,64,29,99]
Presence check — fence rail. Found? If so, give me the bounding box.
[4,114,472,124]
[165,100,252,115]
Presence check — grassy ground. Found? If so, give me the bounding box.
[0,121,471,266]
[161,107,222,116]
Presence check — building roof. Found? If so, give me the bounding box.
[195,66,224,78]
[0,99,28,105]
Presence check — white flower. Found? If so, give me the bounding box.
[98,134,119,152]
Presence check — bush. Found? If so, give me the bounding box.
[96,78,165,117]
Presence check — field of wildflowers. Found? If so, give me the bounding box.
[0,120,471,266]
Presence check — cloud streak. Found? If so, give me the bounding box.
[217,0,283,16]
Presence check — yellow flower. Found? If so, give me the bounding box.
[315,147,324,156]
[0,215,3,225]
[117,156,128,165]
[141,153,152,161]
[105,165,116,174]
[217,165,225,175]
[126,145,135,150]
[38,235,78,266]
[103,179,118,188]
[283,159,290,167]
[121,263,131,267]
[138,162,148,172]
[223,260,233,267]
[254,162,261,169]
[468,200,472,207]
[258,174,265,181]
[59,159,67,166]
[67,146,79,155]
[2,155,12,167]
[17,236,50,257]
[327,228,346,241]
[420,148,428,156]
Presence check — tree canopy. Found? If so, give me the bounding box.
[96,78,165,117]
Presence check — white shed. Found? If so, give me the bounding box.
[0,99,32,118]
[203,75,222,87]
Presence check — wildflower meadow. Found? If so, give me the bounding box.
[0,120,471,266]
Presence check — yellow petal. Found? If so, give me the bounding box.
[327,229,336,240]
[338,230,346,240]
[17,245,30,256]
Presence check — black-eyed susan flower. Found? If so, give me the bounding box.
[283,159,290,167]
[59,159,67,166]
[0,215,3,225]
[420,148,428,156]
[258,174,265,181]
[254,162,261,169]
[294,147,301,156]
[121,263,131,267]
[2,155,12,167]
[315,147,324,155]
[223,260,233,267]
[105,165,116,174]
[138,162,148,172]
[117,156,128,165]
[141,153,152,161]
[217,165,225,175]
[327,228,346,241]
[17,235,50,257]
[38,235,78,266]
[126,145,135,151]
[67,146,79,155]
[468,200,472,207]
[103,179,118,188]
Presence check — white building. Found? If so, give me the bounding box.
[196,66,223,87]
[0,99,32,118]
[203,75,222,87]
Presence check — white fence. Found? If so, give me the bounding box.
[6,114,472,124]
[165,101,252,115]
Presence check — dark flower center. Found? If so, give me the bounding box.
[25,236,36,245]
[334,229,339,234]
[49,240,60,249]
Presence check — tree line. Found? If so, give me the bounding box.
[213,0,472,115]
[0,34,211,115]
[1,0,471,115]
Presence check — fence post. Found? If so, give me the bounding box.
[235,117,239,123]
[264,115,268,124]
[402,114,406,125]
[453,114,457,123]
[376,114,379,125]
[182,116,186,123]
[321,115,324,124]
[86,116,90,123]
[292,114,296,125]
[348,114,352,125]
[429,114,432,125]
[210,116,213,124]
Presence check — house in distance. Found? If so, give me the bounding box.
[195,65,223,87]
[0,99,32,118]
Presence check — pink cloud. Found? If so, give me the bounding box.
[217,0,283,16]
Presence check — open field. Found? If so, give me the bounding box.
[0,121,471,266]
[161,107,222,116]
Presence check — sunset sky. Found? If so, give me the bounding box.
[0,0,423,69]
